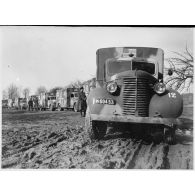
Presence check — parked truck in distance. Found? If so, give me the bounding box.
[13,98,28,110]
[2,99,8,110]
[39,92,57,111]
[19,98,28,110]
[47,94,57,111]
[56,88,79,112]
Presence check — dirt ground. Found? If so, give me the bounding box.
[1,110,193,169]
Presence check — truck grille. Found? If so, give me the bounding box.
[123,77,150,117]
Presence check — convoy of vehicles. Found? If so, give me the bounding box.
[85,47,183,144]
[2,88,81,112]
[2,47,186,144]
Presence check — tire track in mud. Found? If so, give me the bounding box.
[2,111,193,169]
[83,139,172,169]
[133,143,170,169]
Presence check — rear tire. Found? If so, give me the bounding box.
[146,125,164,144]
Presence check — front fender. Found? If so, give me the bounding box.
[87,87,122,115]
[149,89,183,118]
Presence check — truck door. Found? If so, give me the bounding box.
[67,93,71,108]
[70,93,74,108]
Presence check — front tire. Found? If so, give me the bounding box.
[85,109,106,140]
[164,125,176,144]
[73,103,78,112]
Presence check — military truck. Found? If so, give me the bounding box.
[14,98,27,110]
[85,47,183,144]
[2,99,8,110]
[39,93,57,111]
[18,98,28,110]
[56,88,79,112]
[47,94,57,111]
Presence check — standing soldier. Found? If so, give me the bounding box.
[28,97,33,111]
[79,87,87,117]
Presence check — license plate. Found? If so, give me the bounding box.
[95,98,115,105]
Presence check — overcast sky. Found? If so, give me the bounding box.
[0,27,193,94]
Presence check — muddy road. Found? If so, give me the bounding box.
[1,110,193,169]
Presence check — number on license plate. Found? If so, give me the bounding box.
[95,98,114,105]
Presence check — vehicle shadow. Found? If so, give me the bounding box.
[103,131,155,145]
[175,133,193,145]
[103,129,193,146]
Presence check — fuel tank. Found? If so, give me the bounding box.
[149,89,183,118]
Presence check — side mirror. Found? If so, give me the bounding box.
[168,68,173,76]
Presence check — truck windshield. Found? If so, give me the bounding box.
[48,97,56,100]
[132,61,155,74]
[106,60,131,76]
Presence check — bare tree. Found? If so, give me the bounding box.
[65,80,83,89]
[7,83,20,100]
[2,89,8,100]
[23,88,30,98]
[49,87,63,95]
[165,47,193,92]
[35,86,47,95]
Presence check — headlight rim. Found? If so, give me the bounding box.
[154,82,166,95]
[106,81,118,94]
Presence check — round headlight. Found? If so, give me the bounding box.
[154,83,166,94]
[107,82,118,94]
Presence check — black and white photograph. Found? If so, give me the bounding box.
[0,26,193,169]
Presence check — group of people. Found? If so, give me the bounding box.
[28,97,39,111]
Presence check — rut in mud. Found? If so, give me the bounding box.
[1,110,193,169]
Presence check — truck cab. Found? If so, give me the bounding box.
[85,47,183,143]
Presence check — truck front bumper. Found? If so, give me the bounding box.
[90,114,182,126]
